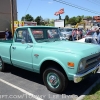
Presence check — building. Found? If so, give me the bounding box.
[83,17,92,26]
[0,0,17,31]
[93,16,100,27]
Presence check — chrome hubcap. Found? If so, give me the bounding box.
[49,75,57,85]
[47,73,60,88]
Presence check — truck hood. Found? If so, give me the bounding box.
[37,41,100,57]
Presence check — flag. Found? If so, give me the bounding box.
[58,8,64,14]
[54,12,59,16]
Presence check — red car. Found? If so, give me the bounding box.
[84,31,95,38]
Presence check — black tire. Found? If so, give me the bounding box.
[43,67,68,93]
[0,57,6,72]
[69,36,72,41]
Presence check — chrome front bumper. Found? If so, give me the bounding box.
[74,63,100,83]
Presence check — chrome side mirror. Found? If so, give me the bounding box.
[21,39,26,44]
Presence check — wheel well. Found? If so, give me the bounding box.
[69,36,72,41]
[40,60,67,78]
[70,35,72,38]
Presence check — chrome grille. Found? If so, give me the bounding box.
[78,53,100,74]
[86,53,100,68]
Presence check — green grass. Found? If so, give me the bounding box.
[83,83,100,100]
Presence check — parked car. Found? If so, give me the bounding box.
[59,28,73,40]
[0,26,100,93]
[78,31,98,44]
[84,31,96,43]
[85,31,95,38]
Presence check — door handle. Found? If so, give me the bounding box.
[12,47,16,49]
[27,44,33,48]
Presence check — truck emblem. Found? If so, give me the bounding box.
[34,54,39,57]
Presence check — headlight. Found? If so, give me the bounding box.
[79,62,85,71]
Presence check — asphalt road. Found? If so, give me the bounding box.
[0,65,99,100]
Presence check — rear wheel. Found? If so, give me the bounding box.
[43,67,68,93]
[0,57,6,72]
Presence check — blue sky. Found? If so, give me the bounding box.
[17,0,100,20]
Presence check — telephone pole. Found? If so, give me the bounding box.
[10,0,14,36]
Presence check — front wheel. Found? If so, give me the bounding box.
[69,36,72,41]
[43,67,68,93]
[0,57,6,72]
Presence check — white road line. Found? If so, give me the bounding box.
[0,78,44,100]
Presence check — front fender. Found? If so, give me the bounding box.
[39,57,69,77]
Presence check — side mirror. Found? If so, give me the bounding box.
[21,39,26,44]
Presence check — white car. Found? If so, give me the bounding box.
[59,28,73,40]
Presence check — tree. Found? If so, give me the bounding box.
[21,17,25,21]
[76,16,82,23]
[21,14,34,21]
[44,18,50,25]
[65,15,69,25]
[68,17,77,25]
[35,16,43,25]
[67,16,83,25]
[86,16,92,21]
[65,15,69,21]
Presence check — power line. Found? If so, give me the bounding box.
[92,0,100,3]
[53,0,100,15]
[24,0,32,15]
[86,0,100,6]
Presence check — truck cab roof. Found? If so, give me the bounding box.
[17,26,58,29]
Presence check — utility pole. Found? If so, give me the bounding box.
[10,0,14,36]
[58,14,61,20]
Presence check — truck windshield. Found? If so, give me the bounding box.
[31,28,61,43]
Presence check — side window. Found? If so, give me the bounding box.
[15,30,23,42]
[15,29,33,43]
[47,29,59,39]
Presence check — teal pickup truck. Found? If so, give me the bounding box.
[0,26,100,93]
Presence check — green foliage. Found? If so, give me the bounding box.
[68,17,77,25]
[83,83,100,100]
[65,15,69,21]
[21,14,92,26]
[35,16,43,25]
[86,16,92,20]
[21,14,34,21]
[21,17,25,21]
[65,15,92,25]
[65,15,69,25]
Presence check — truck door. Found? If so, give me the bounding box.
[11,28,33,70]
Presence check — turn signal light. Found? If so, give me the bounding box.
[68,62,74,67]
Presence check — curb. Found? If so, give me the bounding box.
[76,78,100,100]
